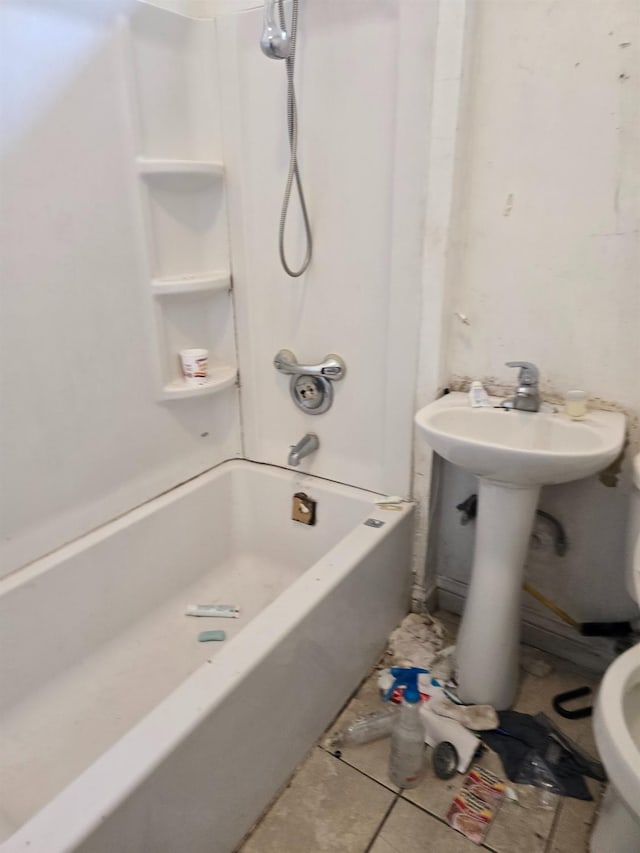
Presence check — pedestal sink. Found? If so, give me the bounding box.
[416,392,626,709]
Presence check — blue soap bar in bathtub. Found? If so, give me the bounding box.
[197,630,226,643]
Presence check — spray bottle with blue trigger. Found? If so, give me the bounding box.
[383,666,429,788]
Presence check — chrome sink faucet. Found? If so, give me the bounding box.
[288,433,319,466]
[501,361,541,412]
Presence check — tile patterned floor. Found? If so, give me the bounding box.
[238,611,604,853]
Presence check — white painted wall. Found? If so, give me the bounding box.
[216,0,439,496]
[420,0,640,634]
[0,1,241,577]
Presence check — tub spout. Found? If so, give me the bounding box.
[288,433,319,467]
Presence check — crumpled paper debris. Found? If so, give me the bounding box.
[387,612,453,677]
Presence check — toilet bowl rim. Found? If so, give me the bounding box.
[594,643,640,817]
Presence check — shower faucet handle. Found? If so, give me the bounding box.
[274,349,346,381]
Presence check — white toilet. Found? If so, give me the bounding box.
[590,453,640,852]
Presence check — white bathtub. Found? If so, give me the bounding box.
[0,460,413,853]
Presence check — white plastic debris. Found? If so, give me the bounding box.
[429,695,498,731]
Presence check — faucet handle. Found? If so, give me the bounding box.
[506,361,539,385]
[274,349,346,381]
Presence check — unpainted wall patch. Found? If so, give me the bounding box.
[448,375,512,397]
[598,432,630,488]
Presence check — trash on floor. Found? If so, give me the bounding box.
[386,612,449,673]
[480,710,605,800]
[432,740,459,780]
[504,785,519,803]
[535,712,606,780]
[325,708,398,752]
[429,694,498,731]
[420,702,480,774]
[552,685,593,719]
[447,765,506,844]
[377,666,445,701]
[506,768,558,811]
[385,666,429,788]
[378,665,498,733]
[379,666,481,775]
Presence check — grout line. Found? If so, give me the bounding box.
[396,789,500,852]
[482,830,505,853]
[320,744,400,795]
[544,798,563,853]
[397,794,456,834]
[585,783,604,836]
[395,788,503,852]
[364,794,400,853]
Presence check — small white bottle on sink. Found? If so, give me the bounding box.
[469,380,491,408]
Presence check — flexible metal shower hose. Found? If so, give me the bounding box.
[277,0,312,277]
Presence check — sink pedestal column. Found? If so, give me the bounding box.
[456,478,541,710]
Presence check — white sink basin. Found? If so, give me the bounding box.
[415,392,626,486]
[415,391,626,709]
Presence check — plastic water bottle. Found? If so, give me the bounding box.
[332,709,398,748]
[386,667,428,789]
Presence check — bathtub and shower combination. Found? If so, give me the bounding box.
[1,0,418,847]
[0,461,414,852]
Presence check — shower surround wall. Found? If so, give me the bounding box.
[0,1,241,578]
[216,0,438,497]
[0,3,436,848]
[417,0,640,665]
[0,0,437,572]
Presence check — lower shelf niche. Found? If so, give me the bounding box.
[161,364,237,401]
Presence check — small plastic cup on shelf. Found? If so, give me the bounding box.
[179,348,209,385]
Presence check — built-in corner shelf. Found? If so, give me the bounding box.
[161,365,237,401]
[126,14,236,410]
[150,272,231,297]
[136,157,224,179]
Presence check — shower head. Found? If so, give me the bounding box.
[260,0,291,59]
[263,0,313,276]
